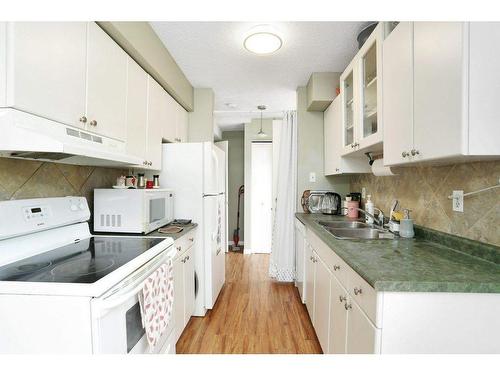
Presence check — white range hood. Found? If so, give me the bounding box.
[0,109,143,167]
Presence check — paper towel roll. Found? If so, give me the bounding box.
[371,159,397,176]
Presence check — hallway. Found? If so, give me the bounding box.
[176,252,322,354]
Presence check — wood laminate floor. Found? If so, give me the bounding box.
[176,252,322,354]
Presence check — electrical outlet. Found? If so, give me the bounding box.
[309,172,316,183]
[452,190,464,212]
[362,187,366,199]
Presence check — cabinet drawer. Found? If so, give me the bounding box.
[306,229,350,287]
[173,230,196,259]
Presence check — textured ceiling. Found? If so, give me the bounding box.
[151,22,368,130]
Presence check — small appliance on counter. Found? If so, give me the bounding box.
[320,192,342,215]
[302,190,343,214]
[93,188,174,234]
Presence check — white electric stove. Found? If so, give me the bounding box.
[0,196,176,354]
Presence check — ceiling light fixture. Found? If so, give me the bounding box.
[257,105,267,137]
[244,25,283,55]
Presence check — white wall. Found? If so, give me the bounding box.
[296,86,350,211]
[188,88,215,142]
[244,118,273,254]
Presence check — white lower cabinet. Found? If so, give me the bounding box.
[304,244,316,321]
[345,298,380,354]
[172,232,197,342]
[305,230,380,354]
[328,275,348,354]
[313,255,331,353]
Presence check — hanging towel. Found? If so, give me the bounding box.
[138,260,174,351]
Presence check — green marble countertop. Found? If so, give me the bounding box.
[296,213,500,293]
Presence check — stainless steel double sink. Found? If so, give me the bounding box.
[317,220,395,240]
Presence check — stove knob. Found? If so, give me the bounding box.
[78,203,86,210]
[70,204,78,211]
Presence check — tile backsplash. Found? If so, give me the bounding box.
[350,160,500,246]
[0,158,126,220]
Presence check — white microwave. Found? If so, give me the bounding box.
[93,189,174,234]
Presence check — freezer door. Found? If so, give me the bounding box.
[203,143,219,195]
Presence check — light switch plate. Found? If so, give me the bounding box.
[309,172,316,183]
[452,190,464,212]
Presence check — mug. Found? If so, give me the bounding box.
[125,175,136,188]
[116,175,126,187]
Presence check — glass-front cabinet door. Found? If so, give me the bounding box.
[357,25,383,149]
[340,23,383,156]
[341,62,358,154]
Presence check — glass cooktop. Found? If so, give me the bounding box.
[0,236,164,284]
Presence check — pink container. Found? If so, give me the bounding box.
[346,200,359,219]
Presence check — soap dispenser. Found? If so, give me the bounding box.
[365,195,374,224]
[399,209,415,238]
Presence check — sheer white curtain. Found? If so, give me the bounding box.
[269,110,297,282]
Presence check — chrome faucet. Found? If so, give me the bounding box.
[352,207,385,229]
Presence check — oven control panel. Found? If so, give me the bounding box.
[0,196,90,240]
[23,205,50,221]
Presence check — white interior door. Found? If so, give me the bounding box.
[250,142,273,254]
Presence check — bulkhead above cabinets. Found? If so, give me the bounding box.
[306,72,341,112]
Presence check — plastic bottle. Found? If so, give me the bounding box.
[365,195,374,224]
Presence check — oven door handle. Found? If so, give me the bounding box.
[92,252,171,317]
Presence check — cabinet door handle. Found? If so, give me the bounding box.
[79,116,87,123]
[402,151,409,158]
[411,149,420,156]
[90,120,97,127]
[333,265,340,271]
[189,237,194,242]
[339,295,347,303]
[186,255,190,261]
[344,303,352,310]
[176,246,182,251]
[354,287,362,295]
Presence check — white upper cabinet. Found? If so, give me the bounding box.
[176,104,189,143]
[85,22,127,141]
[162,92,177,143]
[383,22,500,166]
[467,22,500,155]
[413,22,464,161]
[324,97,371,176]
[125,57,148,161]
[382,22,414,166]
[340,23,384,156]
[1,22,88,127]
[146,77,165,170]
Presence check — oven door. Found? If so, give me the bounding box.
[90,249,176,354]
[144,191,174,233]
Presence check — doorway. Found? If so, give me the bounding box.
[250,141,273,254]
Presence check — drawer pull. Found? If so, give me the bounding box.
[189,237,194,242]
[354,287,362,295]
[176,246,182,251]
[344,303,352,311]
[333,265,340,271]
[339,295,347,303]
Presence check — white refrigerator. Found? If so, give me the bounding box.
[160,142,226,317]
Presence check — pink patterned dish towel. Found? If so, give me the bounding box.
[138,260,174,351]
